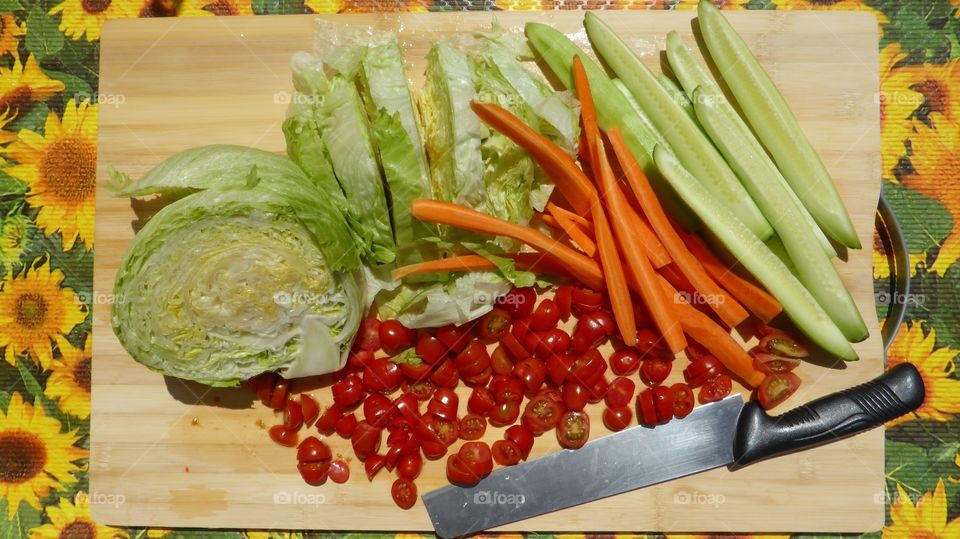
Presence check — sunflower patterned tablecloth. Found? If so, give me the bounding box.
[0,0,958,537]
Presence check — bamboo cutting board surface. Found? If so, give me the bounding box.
[92,11,884,533]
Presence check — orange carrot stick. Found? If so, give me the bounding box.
[595,134,685,353]
[679,229,783,323]
[470,101,597,216]
[608,127,749,329]
[546,201,593,233]
[591,202,636,346]
[573,56,601,171]
[539,213,561,230]
[656,275,765,388]
[547,204,597,257]
[392,253,573,282]
[412,200,604,290]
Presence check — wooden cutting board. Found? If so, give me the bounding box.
[92,11,884,533]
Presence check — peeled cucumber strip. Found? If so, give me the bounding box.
[765,236,798,277]
[525,21,698,231]
[693,88,866,342]
[656,72,698,126]
[612,79,667,148]
[693,86,836,258]
[584,12,772,240]
[654,146,857,360]
[696,0,861,249]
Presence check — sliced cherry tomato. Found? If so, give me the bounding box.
[364,454,385,481]
[529,299,560,331]
[316,405,342,435]
[268,377,290,411]
[347,348,375,370]
[490,376,525,404]
[497,287,536,319]
[299,394,320,428]
[513,358,547,394]
[402,379,436,401]
[512,317,533,342]
[633,301,653,330]
[421,413,459,446]
[635,328,666,357]
[327,459,350,484]
[363,359,404,394]
[391,478,417,509]
[698,374,733,404]
[251,372,279,409]
[458,441,494,478]
[547,353,575,386]
[283,399,304,431]
[587,376,609,404]
[392,393,421,426]
[571,349,606,386]
[268,425,298,447]
[462,366,492,387]
[479,308,513,341]
[521,394,563,434]
[505,425,534,460]
[640,358,672,386]
[489,400,520,427]
[684,356,724,387]
[467,386,495,416]
[636,388,658,426]
[399,359,432,381]
[670,383,695,419]
[362,394,391,427]
[603,406,633,431]
[297,436,332,485]
[460,413,488,440]
[384,444,404,471]
[351,420,382,460]
[397,452,423,480]
[605,376,636,408]
[332,374,364,408]
[421,438,448,460]
[334,412,358,438]
[416,333,447,365]
[756,372,801,410]
[653,385,674,422]
[535,386,562,403]
[437,323,472,354]
[387,428,409,448]
[500,331,530,364]
[492,439,522,466]
[445,454,475,485]
[491,345,515,376]
[430,359,459,388]
[609,349,642,376]
[562,381,589,411]
[454,339,491,376]
[556,410,590,449]
[533,328,570,359]
[685,340,712,362]
[571,288,603,315]
[759,332,809,358]
[427,388,459,420]
[555,284,575,321]
[379,320,417,353]
[356,316,381,351]
[752,352,802,375]
[571,311,615,353]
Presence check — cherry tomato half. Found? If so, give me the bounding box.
[397,452,423,481]
[603,406,633,431]
[379,319,417,353]
[492,439,522,466]
[670,383,695,419]
[479,308,513,341]
[316,405,342,435]
[636,389,658,426]
[454,339,491,376]
[752,352,802,375]
[297,436,332,485]
[529,299,561,332]
[571,311,614,353]
[756,372,801,410]
[555,284,575,321]
[363,359,405,394]
[356,316,381,351]
[497,287,536,319]
[430,360,459,389]
[350,420,382,460]
[391,478,417,509]
[609,349,642,376]
[327,459,350,484]
[605,376,636,409]
[334,412,358,438]
[283,399,304,431]
[635,328,666,357]
[490,376,525,404]
[698,374,733,404]
[491,345,515,376]
[332,374,364,408]
[571,349,606,386]
[505,425,534,460]
[402,379,436,401]
[489,400,520,427]
[467,386,495,416]
[364,454,385,481]
[421,413,459,446]
[500,330,530,361]
[562,381,589,412]
[653,385,674,422]
[556,410,590,449]
[547,353,575,386]
[269,425,298,447]
[684,356,724,387]
[427,388,459,420]
[459,413,488,441]
[758,332,809,359]
[640,358,672,386]
[300,394,320,428]
[571,288,603,315]
[437,324,472,354]
[513,358,548,394]
[416,333,447,365]
[521,394,563,434]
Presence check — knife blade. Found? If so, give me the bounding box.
[422,363,924,537]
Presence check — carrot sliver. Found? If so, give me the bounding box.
[412,200,604,290]
[591,203,637,346]
[573,56,601,172]
[608,127,749,329]
[657,275,765,388]
[539,213,561,230]
[546,201,593,232]
[680,229,783,323]
[547,204,597,257]
[392,255,496,281]
[621,203,672,269]
[471,101,597,216]
[595,135,685,353]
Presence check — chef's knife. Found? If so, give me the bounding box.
[422,363,924,537]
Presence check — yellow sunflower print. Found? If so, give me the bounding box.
[884,480,960,538]
[773,0,863,9]
[0,13,26,58]
[303,0,428,13]
[0,392,86,518]
[3,98,98,251]
[0,258,87,369]
[0,55,65,118]
[902,115,960,276]
[0,107,18,145]
[49,0,141,42]
[0,212,35,269]
[494,0,543,11]
[45,336,92,419]
[878,43,922,179]
[885,322,960,427]
[29,493,128,539]
[177,0,254,16]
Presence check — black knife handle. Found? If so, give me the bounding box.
[731,363,924,469]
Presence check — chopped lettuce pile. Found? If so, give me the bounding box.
[110,19,575,385]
